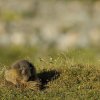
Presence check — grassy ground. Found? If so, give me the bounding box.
[0,46,100,100]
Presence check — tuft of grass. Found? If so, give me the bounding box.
[0,47,100,100]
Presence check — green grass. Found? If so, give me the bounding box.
[0,47,100,100]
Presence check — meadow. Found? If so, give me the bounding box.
[0,46,100,100]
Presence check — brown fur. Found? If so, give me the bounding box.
[4,60,40,90]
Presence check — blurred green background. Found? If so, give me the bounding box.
[0,0,100,64]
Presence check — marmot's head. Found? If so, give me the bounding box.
[12,60,37,81]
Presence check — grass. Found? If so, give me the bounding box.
[0,46,100,100]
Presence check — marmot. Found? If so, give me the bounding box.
[4,60,40,89]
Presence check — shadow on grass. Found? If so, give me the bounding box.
[37,69,60,90]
